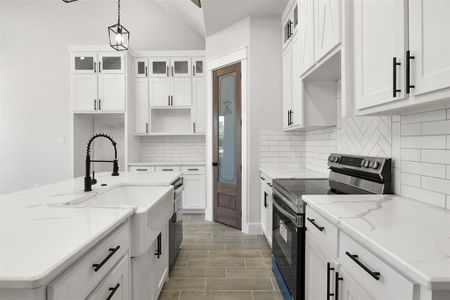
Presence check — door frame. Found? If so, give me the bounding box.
[205,47,251,233]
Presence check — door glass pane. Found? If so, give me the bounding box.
[102,56,121,70]
[137,61,146,75]
[153,61,167,74]
[74,56,94,70]
[195,61,203,74]
[174,61,188,74]
[218,72,237,184]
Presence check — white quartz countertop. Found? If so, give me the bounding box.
[302,194,450,289]
[0,171,181,289]
[129,161,206,166]
[260,166,329,180]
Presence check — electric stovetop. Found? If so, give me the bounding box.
[272,178,334,214]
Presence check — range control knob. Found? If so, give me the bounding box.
[360,160,366,167]
[334,157,340,163]
[369,161,380,169]
[328,156,334,162]
[364,160,371,168]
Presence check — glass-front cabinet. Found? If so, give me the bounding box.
[71,53,97,74]
[71,52,124,74]
[149,58,170,77]
[98,52,124,73]
[171,57,191,77]
[192,57,205,77]
[135,58,148,77]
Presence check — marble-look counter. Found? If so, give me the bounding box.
[0,171,181,289]
[302,194,450,289]
[260,166,329,180]
[129,161,206,166]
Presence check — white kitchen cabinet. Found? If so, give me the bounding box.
[71,53,97,74]
[260,174,273,247]
[86,255,130,300]
[150,225,169,300]
[98,74,126,111]
[353,0,408,110]
[72,74,98,111]
[183,174,206,210]
[282,44,293,129]
[282,0,298,49]
[135,58,148,78]
[315,0,341,61]
[149,58,170,77]
[305,232,338,300]
[409,0,450,97]
[192,57,205,77]
[172,78,192,107]
[298,0,315,75]
[98,52,125,74]
[171,57,191,77]
[150,78,172,107]
[337,269,374,300]
[134,78,149,134]
[192,77,206,133]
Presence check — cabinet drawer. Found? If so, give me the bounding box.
[129,166,155,172]
[87,255,130,300]
[181,166,205,175]
[305,207,338,258]
[47,222,131,300]
[156,166,181,172]
[339,232,413,300]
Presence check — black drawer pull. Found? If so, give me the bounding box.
[106,283,120,300]
[393,57,401,97]
[162,168,174,171]
[92,245,120,272]
[406,50,415,94]
[263,192,268,208]
[307,218,325,232]
[345,251,381,280]
[188,168,199,171]
[136,168,148,171]
[260,176,265,181]
[155,233,162,259]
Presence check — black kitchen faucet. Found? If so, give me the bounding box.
[84,133,119,192]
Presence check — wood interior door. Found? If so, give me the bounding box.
[213,63,242,230]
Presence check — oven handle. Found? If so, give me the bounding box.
[272,197,299,225]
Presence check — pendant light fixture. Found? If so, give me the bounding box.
[108,0,130,51]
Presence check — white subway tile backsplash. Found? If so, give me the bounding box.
[401,185,446,208]
[421,120,450,135]
[447,135,450,149]
[421,149,450,164]
[259,130,304,168]
[400,135,447,149]
[401,161,446,178]
[421,176,450,195]
[400,172,420,187]
[400,149,421,161]
[139,136,205,163]
[401,110,446,124]
[400,123,421,136]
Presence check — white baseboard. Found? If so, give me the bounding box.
[246,223,263,235]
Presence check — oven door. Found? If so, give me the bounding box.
[272,193,305,300]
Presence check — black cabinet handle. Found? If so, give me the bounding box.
[171,96,174,106]
[99,62,102,73]
[94,99,97,110]
[193,65,196,76]
[264,192,268,208]
[98,99,101,110]
[162,168,174,171]
[393,57,401,97]
[188,168,199,171]
[167,66,170,76]
[92,245,120,272]
[406,50,415,94]
[106,283,120,300]
[145,122,149,134]
[145,66,148,77]
[335,272,343,300]
[290,110,293,125]
[345,251,381,280]
[93,62,97,73]
[136,168,148,171]
[171,66,174,76]
[267,183,272,188]
[260,176,266,181]
[193,122,196,133]
[168,95,170,106]
[155,233,162,258]
[307,218,325,231]
[287,110,291,126]
[327,262,335,300]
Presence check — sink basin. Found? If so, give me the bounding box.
[68,185,174,257]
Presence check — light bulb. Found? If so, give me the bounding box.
[115,33,123,43]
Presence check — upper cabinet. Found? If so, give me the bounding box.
[298,0,315,75]
[282,1,298,49]
[353,0,450,114]
[171,57,191,77]
[150,58,170,77]
[314,0,341,60]
[192,57,205,77]
[70,51,126,112]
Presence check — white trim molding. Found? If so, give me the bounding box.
[205,47,250,233]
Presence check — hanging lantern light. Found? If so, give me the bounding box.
[108,0,130,51]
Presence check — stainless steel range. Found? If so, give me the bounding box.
[271,154,392,300]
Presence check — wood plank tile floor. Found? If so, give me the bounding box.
[159,214,283,300]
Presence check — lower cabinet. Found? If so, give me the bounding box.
[260,174,273,247]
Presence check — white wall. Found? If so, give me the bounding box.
[0,1,205,194]
[206,18,250,59]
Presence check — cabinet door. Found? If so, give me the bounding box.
[192,57,205,77]
[315,0,341,60]
[265,189,273,247]
[151,225,169,300]
[72,74,98,111]
[183,175,206,209]
[172,78,192,107]
[98,53,125,74]
[282,14,293,49]
[71,53,97,74]
[171,57,191,77]
[299,0,315,75]
[354,0,407,109]
[260,180,268,236]
[149,58,170,78]
[134,78,149,134]
[98,74,126,111]
[150,78,171,107]
[282,45,292,129]
[409,0,450,96]
[86,255,130,300]
[305,233,337,300]
[192,78,206,133]
[135,58,148,78]
[337,269,375,300]
[291,34,302,127]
